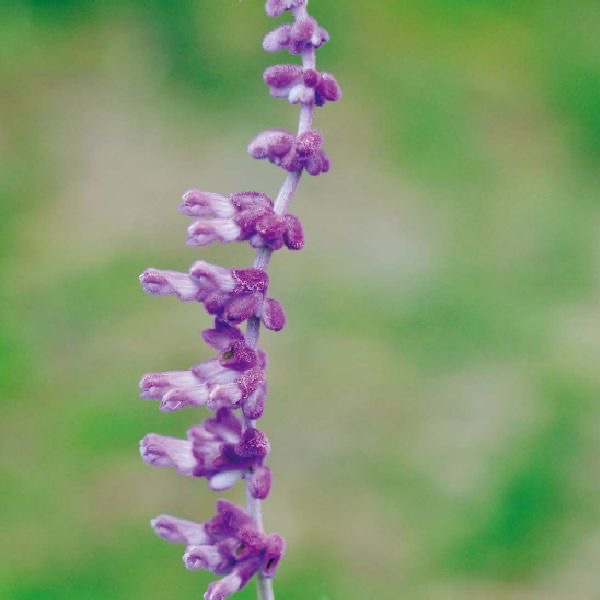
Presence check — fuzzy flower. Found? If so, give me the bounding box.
[181,189,304,251]
[140,325,267,417]
[152,499,285,599]
[248,128,330,176]
[140,409,272,497]
[265,0,306,18]
[263,18,329,55]
[264,65,342,106]
[139,261,286,330]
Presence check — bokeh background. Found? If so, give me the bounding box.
[2,0,600,598]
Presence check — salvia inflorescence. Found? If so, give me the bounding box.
[138,1,341,598]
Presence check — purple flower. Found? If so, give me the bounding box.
[181,189,304,251]
[140,409,272,497]
[263,18,329,55]
[140,262,287,330]
[264,65,342,106]
[249,128,330,176]
[140,340,266,413]
[151,514,211,545]
[151,500,285,600]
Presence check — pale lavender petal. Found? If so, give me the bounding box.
[209,470,242,492]
[140,434,196,475]
[288,84,314,104]
[139,269,200,301]
[262,25,292,53]
[202,408,244,443]
[187,219,241,246]
[151,514,210,545]
[208,382,243,409]
[180,190,235,218]
[139,370,198,400]
[189,260,235,292]
[210,366,264,409]
[160,384,209,412]
[204,572,243,600]
[184,544,230,573]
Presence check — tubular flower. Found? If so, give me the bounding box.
[248,128,330,176]
[140,262,286,330]
[264,64,341,106]
[263,17,329,55]
[181,190,304,251]
[137,0,339,597]
[140,334,267,415]
[140,409,272,497]
[151,500,285,600]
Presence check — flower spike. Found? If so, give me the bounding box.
[137,0,339,597]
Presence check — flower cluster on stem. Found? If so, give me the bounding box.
[138,1,340,598]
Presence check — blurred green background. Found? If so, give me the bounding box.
[2,0,600,598]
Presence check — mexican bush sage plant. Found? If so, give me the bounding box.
[138,1,341,598]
